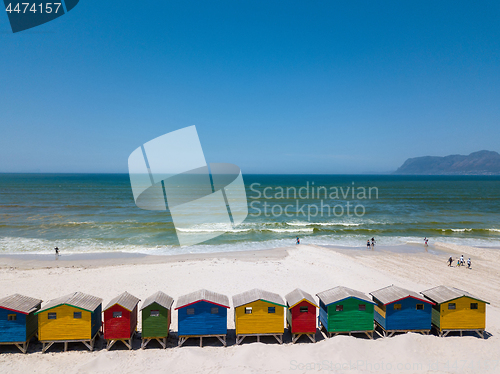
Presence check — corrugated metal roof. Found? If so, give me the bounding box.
[285,288,318,309]
[140,291,174,311]
[37,292,102,313]
[175,289,229,310]
[232,289,285,308]
[104,291,140,312]
[0,294,42,314]
[421,285,489,305]
[370,285,431,305]
[316,286,374,306]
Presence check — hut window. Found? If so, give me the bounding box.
[113,311,122,318]
[186,308,195,315]
[471,303,478,310]
[48,313,57,320]
[7,314,16,321]
[268,307,275,314]
[300,306,308,313]
[393,304,401,310]
[358,304,366,311]
[245,307,252,314]
[448,303,456,310]
[416,304,424,310]
[74,312,82,319]
[336,305,343,312]
[211,307,219,314]
[150,310,160,317]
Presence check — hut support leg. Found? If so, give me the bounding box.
[82,340,92,351]
[273,335,283,344]
[14,341,28,354]
[42,342,54,353]
[64,342,68,352]
[215,335,227,347]
[125,339,132,350]
[106,340,117,351]
[200,337,203,348]
[235,335,244,345]
[157,338,167,349]
[178,337,187,347]
[141,339,150,349]
[308,334,315,343]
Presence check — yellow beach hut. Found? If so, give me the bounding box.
[36,292,103,352]
[420,286,489,338]
[232,289,286,345]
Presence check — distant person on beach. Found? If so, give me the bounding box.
[424,237,429,246]
[296,237,300,245]
[55,247,59,256]
[448,256,453,266]
[367,240,371,249]
[371,237,375,248]
[460,255,465,266]
[467,258,471,269]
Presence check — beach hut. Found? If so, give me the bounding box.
[233,289,286,345]
[140,291,174,349]
[36,292,102,353]
[0,294,42,353]
[175,289,229,347]
[316,286,375,339]
[420,286,489,338]
[285,288,318,343]
[103,291,140,350]
[370,285,434,337]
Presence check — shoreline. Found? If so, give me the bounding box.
[0,242,450,270]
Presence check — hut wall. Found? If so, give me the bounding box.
[318,300,329,330]
[25,311,38,340]
[178,301,227,336]
[373,300,387,329]
[38,306,92,341]
[91,305,102,337]
[0,309,26,343]
[289,301,316,334]
[235,300,284,335]
[440,297,486,330]
[104,305,132,340]
[327,298,374,332]
[385,298,431,331]
[129,305,138,335]
[142,302,170,338]
[431,305,441,329]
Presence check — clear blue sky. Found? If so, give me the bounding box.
[1,1,499,173]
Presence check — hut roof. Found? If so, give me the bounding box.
[37,292,102,314]
[370,285,432,305]
[233,289,285,308]
[285,288,318,309]
[175,289,229,310]
[104,291,140,312]
[0,294,42,315]
[316,286,375,306]
[140,291,174,311]
[420,286,489,305]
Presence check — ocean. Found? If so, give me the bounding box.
[1,174,499,255]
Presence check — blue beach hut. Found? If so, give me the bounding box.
[0,294,42,353]
[175,289,229,347]
[370,285,434,337]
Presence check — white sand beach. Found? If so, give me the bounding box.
[0,243,499,374]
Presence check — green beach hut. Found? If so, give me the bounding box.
[140,291,174,349]
[316,286,375,339]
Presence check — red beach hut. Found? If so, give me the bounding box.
[103,292,140,350]
[285,288,319,343]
